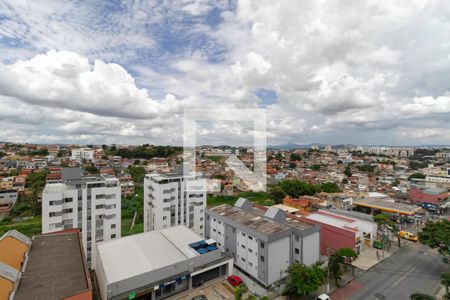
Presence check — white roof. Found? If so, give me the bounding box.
[272,204,299,214]
[96,226,201,284]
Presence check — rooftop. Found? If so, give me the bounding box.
[96,225,204,284]
[353,197,421,214]
[14,231,91,300]
[210,204,298,236]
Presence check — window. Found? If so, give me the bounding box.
[200,225,203,229]
[62,208,73,214]
[249,236,253,240]
[241,244,245,249]
[241,257,245,262]
[260,255,265,262]
[78,196,82,200]
[249,262,253,267]
[248,248,253,253]
[260,242,265,248]
[163,216,167,220]
[213,228,216,232]
[295,235,299,242]
[111,224,116,229]
[64,198,73,203]
[295,248,299,254]
[95,204,104,209]
[111,234,116,238]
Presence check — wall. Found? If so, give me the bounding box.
[302,217,356,255]
[267,236,290,285]
[301,231,320,265]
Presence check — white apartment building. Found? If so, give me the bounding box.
[206,199,320,288]
[71,148,95,161]
[42,168,121,266]
[144,164,206,237]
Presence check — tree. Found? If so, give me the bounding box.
[342,178,348,184]
[284,263,326,296]
[317,182,342,193]
[344,165,352,177]
[128,166,146,184]
[408,172,426,180]
[374,213,401,247]
[419,220,450,257]
[392,178,400,186]
[278,179,318,198]
[269,185,287,204]
[234,283,248,300]
[329,248,357,285]
[441,272,450,298]
[290,153,302,161]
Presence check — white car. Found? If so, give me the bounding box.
[316,294,331,300]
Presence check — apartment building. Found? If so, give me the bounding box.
[144,164,206,237]
[71,148,95,161]
[205,199,320,288]
[42,168,121,266]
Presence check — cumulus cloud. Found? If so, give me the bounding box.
[1,0,450,145]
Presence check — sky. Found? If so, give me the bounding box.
[0,0,450,146]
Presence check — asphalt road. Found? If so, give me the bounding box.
[350,243,446,300]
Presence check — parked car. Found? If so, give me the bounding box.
[191,295,208,300]
[316,294,331,300]
[443,256,449,264]
[227,275,243,287]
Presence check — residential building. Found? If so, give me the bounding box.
[0,190,18,212]
[71,148,95,161]
[0,230,30,300]
[13,230,93,300]
[94,225,233,300]
[42,168,121,266]
[118,172,135,197]
[205,199,320,288]
[144,164,206,236]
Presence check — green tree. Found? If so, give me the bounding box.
[374,213,401,247]
[128,166,146,184]
[329,248,357,285]
[310,164,322,171]
[344,165,352,177]
[270,185,287,204]
[234,283,248,300]
[284,263,326,297]
[408,172,426,180]
[278,179,318,198]
[441,272,450,298]
[290,153,302,161]
[419,220,450,257]
[317,182,341,193]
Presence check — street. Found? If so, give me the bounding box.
[348,243,446,300]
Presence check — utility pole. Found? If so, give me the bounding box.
[326,245,332,293]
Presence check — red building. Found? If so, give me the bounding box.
[409,186,448,206]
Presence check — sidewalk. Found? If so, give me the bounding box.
[353,239,405,271]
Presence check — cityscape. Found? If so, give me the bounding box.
[0,1,450,300]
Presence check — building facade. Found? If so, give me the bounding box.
[71,148,95,161]
[42,168,121,265]
[144,165,206,237]
[205,199,320,287]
